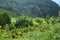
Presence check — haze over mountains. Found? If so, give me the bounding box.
[0,0,60,17]
[52,0,60,6]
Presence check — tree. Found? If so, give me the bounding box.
[0,11,11,28]
[15,17,33,28]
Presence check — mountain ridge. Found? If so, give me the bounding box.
[0,0,60,17]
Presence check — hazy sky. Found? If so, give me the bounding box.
[52,0,60,6]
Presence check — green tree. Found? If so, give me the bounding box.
[15,17,33,28]
[0,11,11,28]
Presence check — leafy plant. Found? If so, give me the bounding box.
[0,11,11,28]
[15,17,33,28]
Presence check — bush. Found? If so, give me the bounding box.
[4,24,16,30]
[0,11,11,28]
[15,17,33,28]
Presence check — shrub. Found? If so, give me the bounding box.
[15,17,33,28]
[4,24,16,30]
[0,11,11,28]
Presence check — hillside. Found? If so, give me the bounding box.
[0,0,60,17]
[0,2,60,39]
[0,15,60,40]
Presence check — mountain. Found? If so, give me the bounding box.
[0,0,60,17]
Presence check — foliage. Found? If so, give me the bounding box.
[15,17,33,28]
[0,16,60,40]
[4,24,16,30]
[0,0,60,17]
[0,11,11,28]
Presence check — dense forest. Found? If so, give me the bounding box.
[0,0,60,40]
[0,0,60,17]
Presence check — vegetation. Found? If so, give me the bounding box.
[15,17,33,28]
[0,0,60,17]
[0,11,60,40]
[0,11,11,28]
[0,0,60,40]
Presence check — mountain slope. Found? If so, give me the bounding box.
[0,0,60,17]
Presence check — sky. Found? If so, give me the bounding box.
[52,0,60,6]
